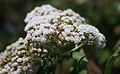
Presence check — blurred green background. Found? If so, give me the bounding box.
[0,0,120,74]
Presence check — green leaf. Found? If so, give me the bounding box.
[71,49,88,74]
[104,47,120,74]
[72,49,88,62]
[113,55,120,68]
[79,69,87,74]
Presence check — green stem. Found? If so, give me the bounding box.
[61,43,84,56]
[104,47,120,74]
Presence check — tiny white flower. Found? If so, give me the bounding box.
[65,37,71,41]
[1,69,7,73]
[43,28,49,35]
[23,57,30,63]
[40,37,47,43]
[64,28,71,34]
[37,48,42,52]
[17,58,23,63]
[11,68,22,74]
[53,19,58,23]
[12,62,19,67]
[81,36,86,39]
[61,32,67,37]
[50,25,56,29]
[43,49,48,53]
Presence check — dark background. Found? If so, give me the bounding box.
[0,0,120,73]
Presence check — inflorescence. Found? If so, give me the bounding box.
[0,5,106,74]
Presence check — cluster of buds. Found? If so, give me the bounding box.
[0,38,52,74]
[24,5,105,48]
[0,5,106,74]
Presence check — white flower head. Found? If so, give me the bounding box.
[0,4,106,74]
[24,5,86,45]
[24,4,105,48]
[77,24,106,47]
[0,38,51,74]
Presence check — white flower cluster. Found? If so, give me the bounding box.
[0,38,51,74]
[0,4,106,74]
[24,4,105,47]
[77,25,106,47]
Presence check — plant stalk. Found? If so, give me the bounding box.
[62,43,84,56]
[104,47,120,74]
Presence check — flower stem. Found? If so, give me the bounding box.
[104,47,120,74]
[61,43,84,56]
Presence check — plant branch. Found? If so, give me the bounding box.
[61,43,84,56]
